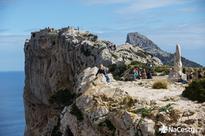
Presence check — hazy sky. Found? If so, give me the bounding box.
[0,0,205,71]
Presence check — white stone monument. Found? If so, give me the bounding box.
[174,44,183,76]
[169,44,187,81]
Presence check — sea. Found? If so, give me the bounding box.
[0,72,25,136]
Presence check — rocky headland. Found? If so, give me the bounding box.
[23,27,205,136]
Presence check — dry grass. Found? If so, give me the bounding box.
[152,80,168,89]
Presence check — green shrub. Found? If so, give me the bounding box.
[154,65,169,75]
[130,61,142,66]
[129,61,147,69]
[152,80,168,89]
[182,79,205,103]
[70,103,84,121]
[108,64,128,80]
[49,88,76,107]
[135,107,155,118]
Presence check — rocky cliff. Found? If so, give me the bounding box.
[23,27,162,136]
[126,32,202,67]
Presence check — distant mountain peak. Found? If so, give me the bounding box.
[127,32,161,50]
[126,32,202,67]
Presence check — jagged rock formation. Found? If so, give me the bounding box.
[126,32,202,67]
[23,27,162,135]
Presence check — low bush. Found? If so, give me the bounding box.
[152,80,168,89]
[182,79,205,103]
[129,61,147,69]
[130,61,142,66]
[135,107,155,118]
[49,88,76,107]
[70,103,84,121]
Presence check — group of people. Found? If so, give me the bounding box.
[186,69,205,81]
[96,63,205,84]
[168,67,205,84]
[95,64,154,84]
[133,67,152,80]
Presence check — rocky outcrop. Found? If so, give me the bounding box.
[23,27,162,135]
[109,43,162,65]
[60,67,205,136]
[126,32,203,67]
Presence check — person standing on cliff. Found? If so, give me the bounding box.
[96,64,110,83]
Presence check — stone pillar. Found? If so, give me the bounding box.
[174,44,183,76]
[169,44,187,81]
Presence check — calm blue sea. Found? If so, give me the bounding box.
[0,72,25,136]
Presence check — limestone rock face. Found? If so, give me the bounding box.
[23,27,162,135]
